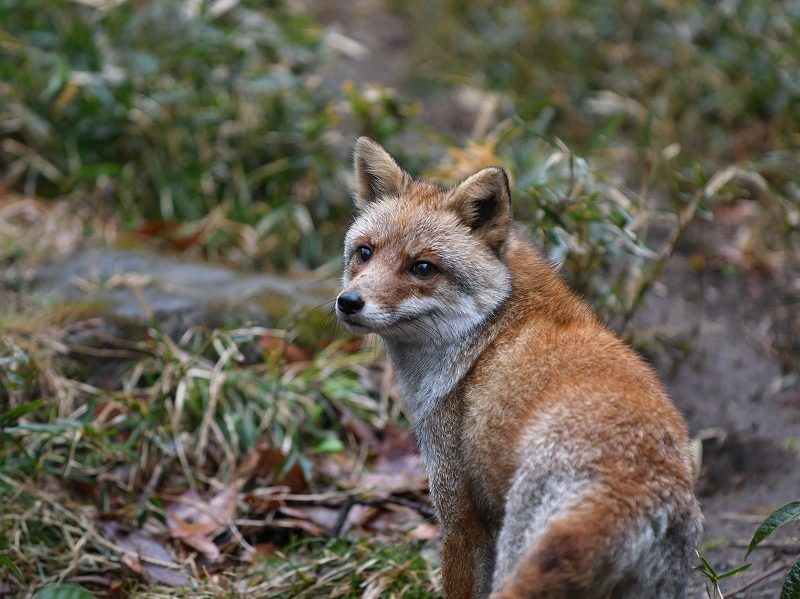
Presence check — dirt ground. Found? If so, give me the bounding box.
[311,1,800,596]
[633,255,800,597]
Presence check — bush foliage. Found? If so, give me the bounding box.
[1,0,367,267]
[409,0,800,162]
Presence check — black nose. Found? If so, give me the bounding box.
[337,290,365,315]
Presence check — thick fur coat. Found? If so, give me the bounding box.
[336,137,702,599]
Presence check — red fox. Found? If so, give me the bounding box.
[336,137,702,599]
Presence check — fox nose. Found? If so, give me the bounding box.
[337,290,365,315]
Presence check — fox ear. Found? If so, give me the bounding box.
[448,167,512,250]
[353,137,408,210]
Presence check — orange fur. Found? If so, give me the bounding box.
[337,138,702,599]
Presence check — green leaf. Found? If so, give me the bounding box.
[33,583,97,599]
[0,555,23,581]
[781,558,800,599]
[313,437,344,454]
[747,500,800,558]
[0,399,45,424]
[696,551,717,580]
[717,562,751,579]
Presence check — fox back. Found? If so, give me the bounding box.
[336,137,702,599]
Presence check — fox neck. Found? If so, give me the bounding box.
[383,307,504,424]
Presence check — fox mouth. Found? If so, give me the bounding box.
[337,303,449,341]
[336,310,378,334]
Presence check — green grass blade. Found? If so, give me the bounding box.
[32,584,97,599]
[696,551,717,580]
[0,399,45,424]
[0,555,23,581]
[747,500,800,558]
[717,562,751,579]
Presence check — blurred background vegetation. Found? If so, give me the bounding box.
[2,0,799,310]
[2,0,800,597]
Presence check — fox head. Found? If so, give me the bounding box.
[336,137,514,345]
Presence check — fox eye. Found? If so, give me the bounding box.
[356,246,372,264]
[411,261,437,279]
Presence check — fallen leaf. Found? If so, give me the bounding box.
[367,505,426,533]
[337,405,380,449]
[103,522,190,587]
[242,492,279,516]
[270,518,326,537]
[253,543,279,557]
[277,504,340,533]
[407,522,441,541]
[346,504,380,528]
[166,487,238,562]
[279,462,309,494]
[260,333,312,363]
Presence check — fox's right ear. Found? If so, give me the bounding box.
[353,137,408,210]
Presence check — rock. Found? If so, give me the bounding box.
[30,247,337,339]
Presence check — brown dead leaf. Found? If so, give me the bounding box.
[242,492,280,516]
[166,487,238,562]
[176,533,222,561]
[237,441,308,493]
[346,504,380,528]
[356,423,426,491]
[337,405,380,449]
[104,522,190,587]
[208,486,238,520]
[407,522,441,541]
[367,505,426,533]
[260,333,313,363]
[279,462,309,494]
[236,438,286,484]
[253,543,279,557]
[277,504,340,533]
[270,518,327,537]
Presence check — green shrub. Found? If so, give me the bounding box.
[407,0,800,162]
[0,0,349,267]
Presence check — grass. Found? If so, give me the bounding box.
[249,539,440,599]
[0,296,399,597]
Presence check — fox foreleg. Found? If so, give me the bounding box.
[440,512,496,599]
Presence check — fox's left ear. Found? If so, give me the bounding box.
[353,137,409,211]
[448,167,512,251]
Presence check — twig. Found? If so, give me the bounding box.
[622,197,698,328]
[66,344,144,359]
[365,495,436,519]
[331,494,355,538]
[719,512,769,523]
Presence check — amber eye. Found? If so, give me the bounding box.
[356,246,372,264]
[411,261,437,279]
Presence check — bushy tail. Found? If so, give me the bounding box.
[490,496,697,599]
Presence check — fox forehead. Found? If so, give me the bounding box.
[345,199,469,258]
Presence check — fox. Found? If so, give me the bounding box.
[336,137,703,599]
